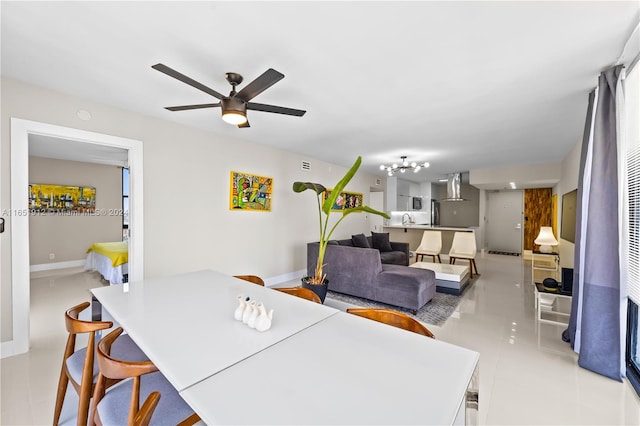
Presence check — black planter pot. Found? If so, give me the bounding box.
[301,278,329,303]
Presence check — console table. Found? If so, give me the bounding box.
[532,251,559,284]
[534,282,572,326]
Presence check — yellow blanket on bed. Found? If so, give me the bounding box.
[87,242,128,267]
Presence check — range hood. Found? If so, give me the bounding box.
[441,173,467,201]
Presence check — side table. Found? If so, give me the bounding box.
[534,282,572,326]
[532,251,560,284]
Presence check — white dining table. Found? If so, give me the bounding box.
[91,269,479,425]
[90,269,338,391]
[181,311,479,425]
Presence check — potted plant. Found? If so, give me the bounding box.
[292,156,390,302]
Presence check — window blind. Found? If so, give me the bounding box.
[626,63,640,305]
[628,146,640,304]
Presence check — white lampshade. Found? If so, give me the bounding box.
[534,226,558,253]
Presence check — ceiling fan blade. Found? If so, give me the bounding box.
[152,63,225,100]
[165,103,221,111]
[238,120,251,128]
[247,102,306,117]
[235,68,284,102]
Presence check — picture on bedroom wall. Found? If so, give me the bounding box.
[229,171,273,211]
[29,183,96,213]
[324,189,363,211]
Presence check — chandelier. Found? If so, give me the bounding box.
[380,156,430,176]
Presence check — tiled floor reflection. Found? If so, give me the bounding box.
[437,253,640,425]
[2,256,639,425]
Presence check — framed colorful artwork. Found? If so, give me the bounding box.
[324,189,363,212]
[28,183,96,213]
[229,171,273,211]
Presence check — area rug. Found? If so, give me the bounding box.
[488,250,520,256]
[325,288,466,327]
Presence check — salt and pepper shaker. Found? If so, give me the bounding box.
[234,295,273,332]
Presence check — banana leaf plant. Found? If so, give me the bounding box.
[292,156,390,285]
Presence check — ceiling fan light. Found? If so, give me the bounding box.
[392,163,398,169]
[380,164,386,170]
[400,168,406,173]
[423,162,430,168]
[388,170,393,176]
[411,162,417,168]
[222,111,247,125]
[414,166,421,172]
[221,97,248,125]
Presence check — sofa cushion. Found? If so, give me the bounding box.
[371,232,393,252]
[351,233,370,248]
[379,251,406,265]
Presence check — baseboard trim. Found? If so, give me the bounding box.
[30,259,85,273]
[264,269,306,288]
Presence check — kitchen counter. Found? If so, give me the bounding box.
[383,225,477,255]
[384,225,474,232]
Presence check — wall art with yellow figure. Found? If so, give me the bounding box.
[29,183,96,213]
[323,189,363,212]
[229,171,273,211]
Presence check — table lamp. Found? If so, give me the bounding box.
[534,226,558,253]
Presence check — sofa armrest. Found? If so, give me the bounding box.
[307,242,383,299]
[390,241,410,266]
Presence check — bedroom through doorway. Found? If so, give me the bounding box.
[4,119,144,358]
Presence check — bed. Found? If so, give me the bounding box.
[84,241,128,284]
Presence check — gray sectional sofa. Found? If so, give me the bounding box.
[307,237,436,313]
[331,235,409,266]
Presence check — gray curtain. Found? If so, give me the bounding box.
[562,90,594,348]
[563,65,624,381]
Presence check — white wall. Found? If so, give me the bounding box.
[0,77,378,342]
[555,138,582,268]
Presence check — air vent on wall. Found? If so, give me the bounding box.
[375,178,382,186]
[301,160,311,171]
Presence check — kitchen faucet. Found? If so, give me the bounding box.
[402,213,413,225]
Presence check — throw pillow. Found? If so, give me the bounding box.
[372,232,393,252]
[351,233,370,248]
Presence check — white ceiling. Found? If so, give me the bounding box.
[29,134,128,167]
[2,1,639,187]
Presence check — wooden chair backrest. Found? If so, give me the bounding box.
[91,327,159,426]
[346,308,435,338]
[233,275,265,286]
[54,301,115,426]
[275,287,321,303]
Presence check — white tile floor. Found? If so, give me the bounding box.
[2,254,639,425]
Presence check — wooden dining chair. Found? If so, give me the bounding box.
[90,327,200,426]
[53,301,148,426]
[275,287,321,303]
[233,275,265,286]
[133,392,161,426]
[346,308,435,338]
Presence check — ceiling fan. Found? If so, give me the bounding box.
[152,63,306,128]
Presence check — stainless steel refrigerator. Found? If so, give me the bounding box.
[431,199,440,226]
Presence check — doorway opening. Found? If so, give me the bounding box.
[3,118,144,358]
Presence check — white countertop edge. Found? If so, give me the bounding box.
[384,225,475,231]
